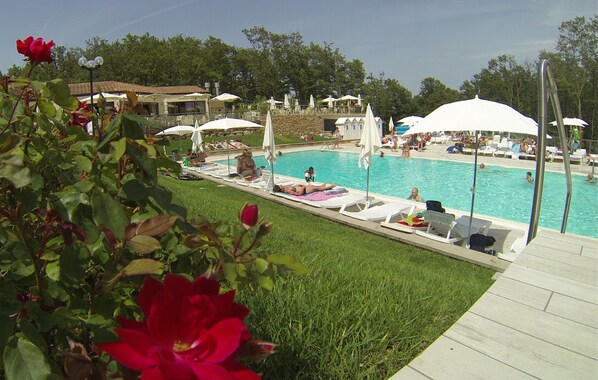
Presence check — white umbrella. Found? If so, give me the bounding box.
[397,115,424,127]
[266,97,282,110]
[197,118,263,176]
[262,111,276,190]
[309,95,315,109]
[338,95,358,101]
[388,117,395,133]
[156,125,195,153]
[181,92,210,100]
[549,117,587,127]
[213,93,241,102]
[357,94,362,107]
[322,95,336,108]
[358,104,382,202]
[155,125,195,136]
[294,99,301,112]
[80,92,127,103]
[191,120,204,153]
[283,94,291,110]
[402,95,538,237]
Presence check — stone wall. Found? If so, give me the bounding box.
[258,114,331,136]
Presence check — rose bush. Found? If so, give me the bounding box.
[0,37,306,379]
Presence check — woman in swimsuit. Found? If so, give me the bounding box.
[273,183,336,196]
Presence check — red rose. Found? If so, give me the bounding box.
[240,204,259,227]
[99,274,260,379]
[16,36,54,64]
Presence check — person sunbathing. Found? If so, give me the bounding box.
[273,183,336,196]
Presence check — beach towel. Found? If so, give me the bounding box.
[323,188,348,195]
[397,213,428,228]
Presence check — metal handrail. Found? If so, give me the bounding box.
[528,60,573,243]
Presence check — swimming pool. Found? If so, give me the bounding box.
[234,150,598,238]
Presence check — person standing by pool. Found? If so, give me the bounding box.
[402,143,410,158]
[407,187,424,202]
[333,127,342,149]
[304,166,316,182]
[526,171,534,183]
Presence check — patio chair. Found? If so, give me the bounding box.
[380,212,429,234]
[340,201,416,223]
[415,210,467,245]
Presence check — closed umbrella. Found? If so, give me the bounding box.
[309,95,315,109]
[357,94,362,107]
[283,94,291,110]
[262,111,276,190]
[322,95,336,108]
[294,99,301,112]
[196,118,263,176]
[267,97,282,110]
[388,117,395,133]
[402,95,538,237]
[191,120,204,153]
[358,104,382,203]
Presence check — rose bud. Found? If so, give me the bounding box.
[240,204,259,227]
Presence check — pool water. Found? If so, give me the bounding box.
[235,150,598,238]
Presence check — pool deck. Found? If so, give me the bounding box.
[389,229,598,380]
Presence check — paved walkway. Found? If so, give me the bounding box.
[389,229,598,379]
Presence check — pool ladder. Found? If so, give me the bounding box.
[528,59,573,243]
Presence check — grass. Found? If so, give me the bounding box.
[161,176,495,379]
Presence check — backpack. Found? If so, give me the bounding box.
[469,233,496,254]
[426,200,445,213]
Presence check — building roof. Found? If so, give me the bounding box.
[68,81,208,97]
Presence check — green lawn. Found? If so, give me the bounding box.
[161,176,495,379]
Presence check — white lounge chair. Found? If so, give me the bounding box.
[415,210,467,244]
[380,212,429,234]
[455,215,492,236]
[340,201,415,222]
[301,193,372,210]
[497,232,528,262]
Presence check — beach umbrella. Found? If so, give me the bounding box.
[358,104,382,203]
[191,120,204,153]
[196,117,263,176]
[397,115,423,127]
[402,95,538,237]
[262,111,276,190]
[213,93,241,102]
[338,95,358,101]
[156,125,195,152]
[549,117,588,127]
[294,99,301,112]
[80,92,127,103]
[266,97,282,110]
[388,117,395,133]
[357,94,362,107]
[309,95,315,109]
[283,94,291,110]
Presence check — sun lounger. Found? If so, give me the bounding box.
[455,215,492,235]
[340,201,415,222]
[415,210,467,244]
[301,193,372,210]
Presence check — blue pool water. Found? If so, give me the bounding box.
[229,150,598,238]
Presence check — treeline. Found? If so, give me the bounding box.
[8,16,597,140]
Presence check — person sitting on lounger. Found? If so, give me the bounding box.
[236,149,258,177]
[273,183,336,196]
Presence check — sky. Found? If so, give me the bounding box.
[1,0,596,94]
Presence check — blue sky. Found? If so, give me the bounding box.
[1,0,596,93]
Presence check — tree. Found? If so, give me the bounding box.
[414,77,465,116]
[362,73,413,121]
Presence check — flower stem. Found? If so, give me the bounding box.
[0,64,34,136]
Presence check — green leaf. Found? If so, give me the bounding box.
[109,137,126,161]
[0,153,31,188]
[223,263,238,284]
[121,258,163,276]
[74,155,92,173]
[0,316,15,367]
[129,235,162,254]
[19,319,48,354]
[3,337,53,380]
[120,178,150,201]
[267,254,309,276]
[91,191,129,240]
[45,79,75,108]
[257,275,274,291]
[59,246,90,286]
[255,258,269,274]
